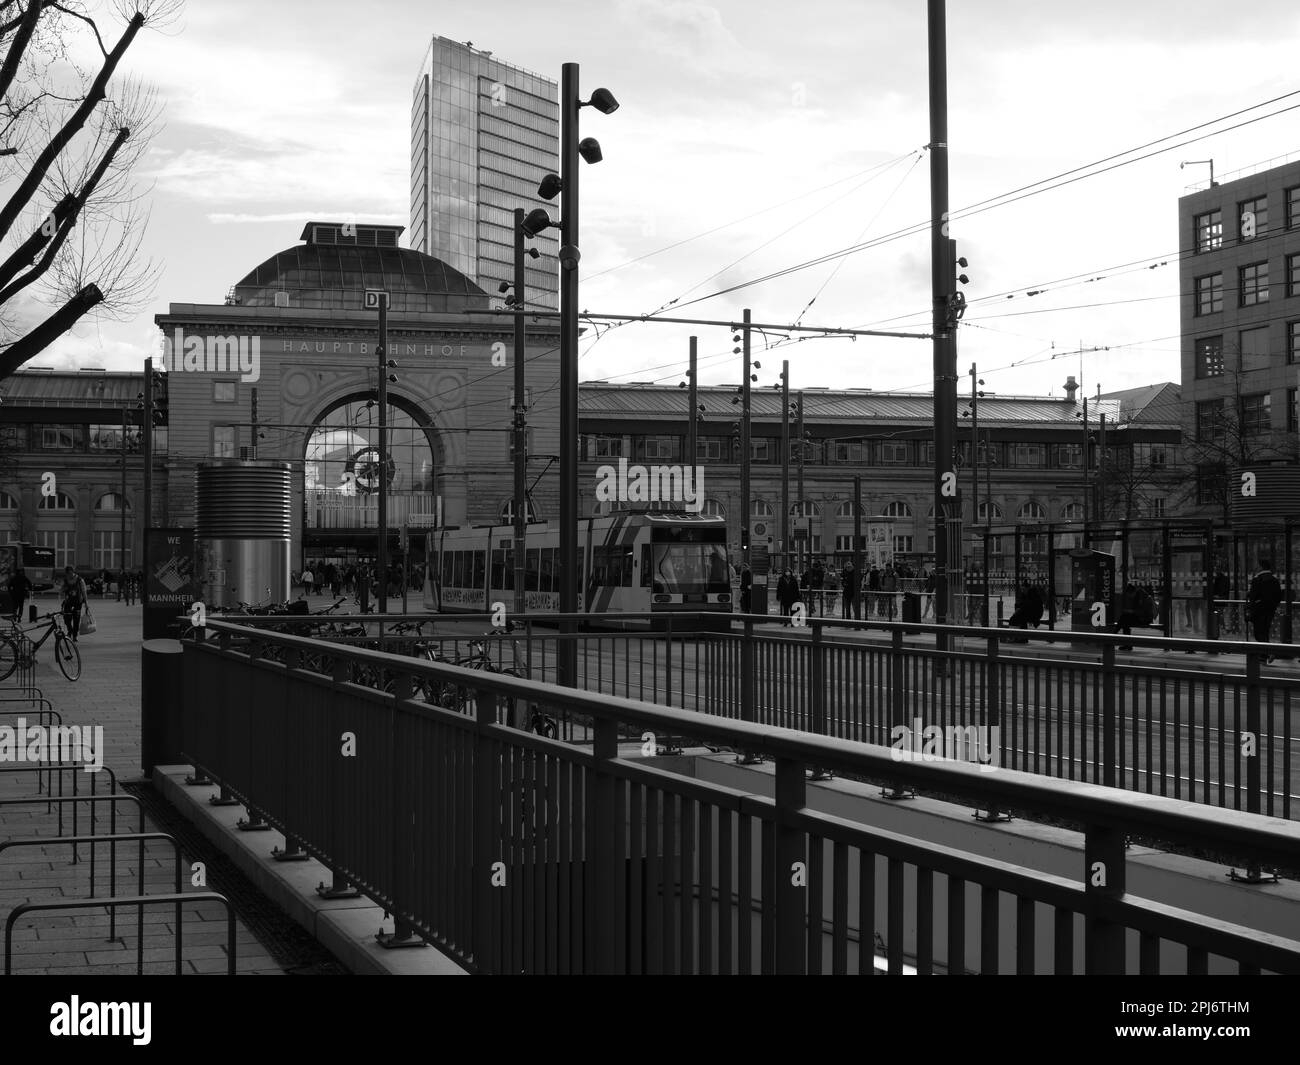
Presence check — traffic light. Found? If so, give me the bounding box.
[149,367,167,426]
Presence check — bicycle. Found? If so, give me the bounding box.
[0,611,81,682]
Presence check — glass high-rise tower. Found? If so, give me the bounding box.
[410,37,560,309]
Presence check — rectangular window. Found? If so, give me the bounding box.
[749,438,770,463]
[1240,326,1270,372]
[1196,465,1226,505]
[834,535,856,554]
[212,425,236,458]
[1194,273,1223,316]
[696,437,723,461]
[35,530,74,570]
[893,535,913,554]
[93,530,122,571]
[1196,399,1224,442]
[1009,443,1047,468]
[1132,443,1171,468]
[1289,253,1300,298]
[1194,209,1222,253]
[830,441,867,465]
[1289,186,1300,230]
[87,425,139,452]
[1054,443,1082,468]
[1291,322,1300,364]
[1238,196,1268,240]
[1240,261,1269,306]
[638,435,680,461]
[213,381,237,403]
[1148,498,1165,519]
[878,441,910,465]
[587,435,624,459]
[38,426,83,450]
[1289,388,1298,434]
[1241,393,1271,435]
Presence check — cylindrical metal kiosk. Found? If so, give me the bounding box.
[194,460,292,609]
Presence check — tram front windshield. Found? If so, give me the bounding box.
[649,543,730,595]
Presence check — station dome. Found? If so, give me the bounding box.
[229,221,489,313]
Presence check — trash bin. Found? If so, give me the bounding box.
[141,639,185,777]
[902,591,921,633]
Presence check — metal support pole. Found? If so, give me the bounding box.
[781,359,790,573]
[558,61,580,689]
[513,208,528,619]
[1081,396,1090,526]
[853,475,862,620]
[1097,413,1107,522]
[928,0,956,654]
[970,363,979,529]
[377,292,389,615]
[142,358,153,622]
[741,308,752,571]
[796,392,805,575]
[119,405,127,578]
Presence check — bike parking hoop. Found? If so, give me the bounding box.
[5,891,235,975]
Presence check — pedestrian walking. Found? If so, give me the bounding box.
[777,568,800,624]
[1246,558,1284,663]
[358,566,372,614]
[302,564,315,598]
[840,561,857,620]
[6,567,32,619]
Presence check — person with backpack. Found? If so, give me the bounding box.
[840,561,857,619]
[1247,558,1285,664]
[301,564,315,598]
[6,567,32,620]
[61,566,87,642]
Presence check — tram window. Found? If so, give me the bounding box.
[491,550,505,588]
[642,545,652,587]
[452,551,465,587]
[525,549,540,591]
[539,548,556,592]
[442,553,452,586]
[472,551,486,589]
[500,549,514,590]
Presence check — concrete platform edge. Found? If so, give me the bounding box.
[152,765,468,975]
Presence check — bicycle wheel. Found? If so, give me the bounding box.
[0,634,17,681]
[55,634,81,682]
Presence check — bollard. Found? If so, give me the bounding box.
[208,784,241,807]
[271,834,309,862]
[236,807,272,832]
[317,869,361,900]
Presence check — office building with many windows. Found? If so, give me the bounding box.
[409,37,559,309]
[1179,158,1300,517]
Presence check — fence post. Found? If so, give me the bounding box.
[773,757,807,974]
[882,628,913,800]
[1101,641,1116,790]
[973,634,1008,821]
[809,621,832,780]
[1083,824,1126,974]
[586,716,621,974]
[1228,651,1277,883]
[472,680,500,973]
[737,617,762,765]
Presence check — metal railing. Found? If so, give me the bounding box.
[179,620,1300,974]
[216,609,1298,821]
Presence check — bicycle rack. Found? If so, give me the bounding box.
[5,892,235,975]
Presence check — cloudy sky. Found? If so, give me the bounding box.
[24,0,1300,408]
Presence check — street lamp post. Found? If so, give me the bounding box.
[512,207,528,618]
[549,63,617,688]
[120,405,128,581]
[780,360,790,573]
[376,292,390,614]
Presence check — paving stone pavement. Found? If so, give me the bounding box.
[0,593,293,975]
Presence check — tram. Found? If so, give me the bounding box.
[424,510,733,628]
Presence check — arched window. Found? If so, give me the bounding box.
[1018,501,1045,521]
[0,491,17,509]
[500,500,538,523]
[884,501,912,519]
[790,501,820,518]
[1060,502,1083,522]
[701,498,726,518]
[978,501,1002,522]
[95,493,131,512]
[835,501,857,518]
[38,491,75,510]
[750,499,773,518]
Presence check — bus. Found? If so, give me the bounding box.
[0,541,56,590]
[424,511,733,628]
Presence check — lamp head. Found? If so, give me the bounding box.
[587,87,619,114]
[537,173,562,200]
[578,137,603,164]
[521,208,554,237]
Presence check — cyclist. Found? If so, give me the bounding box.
[61,566,88,642]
